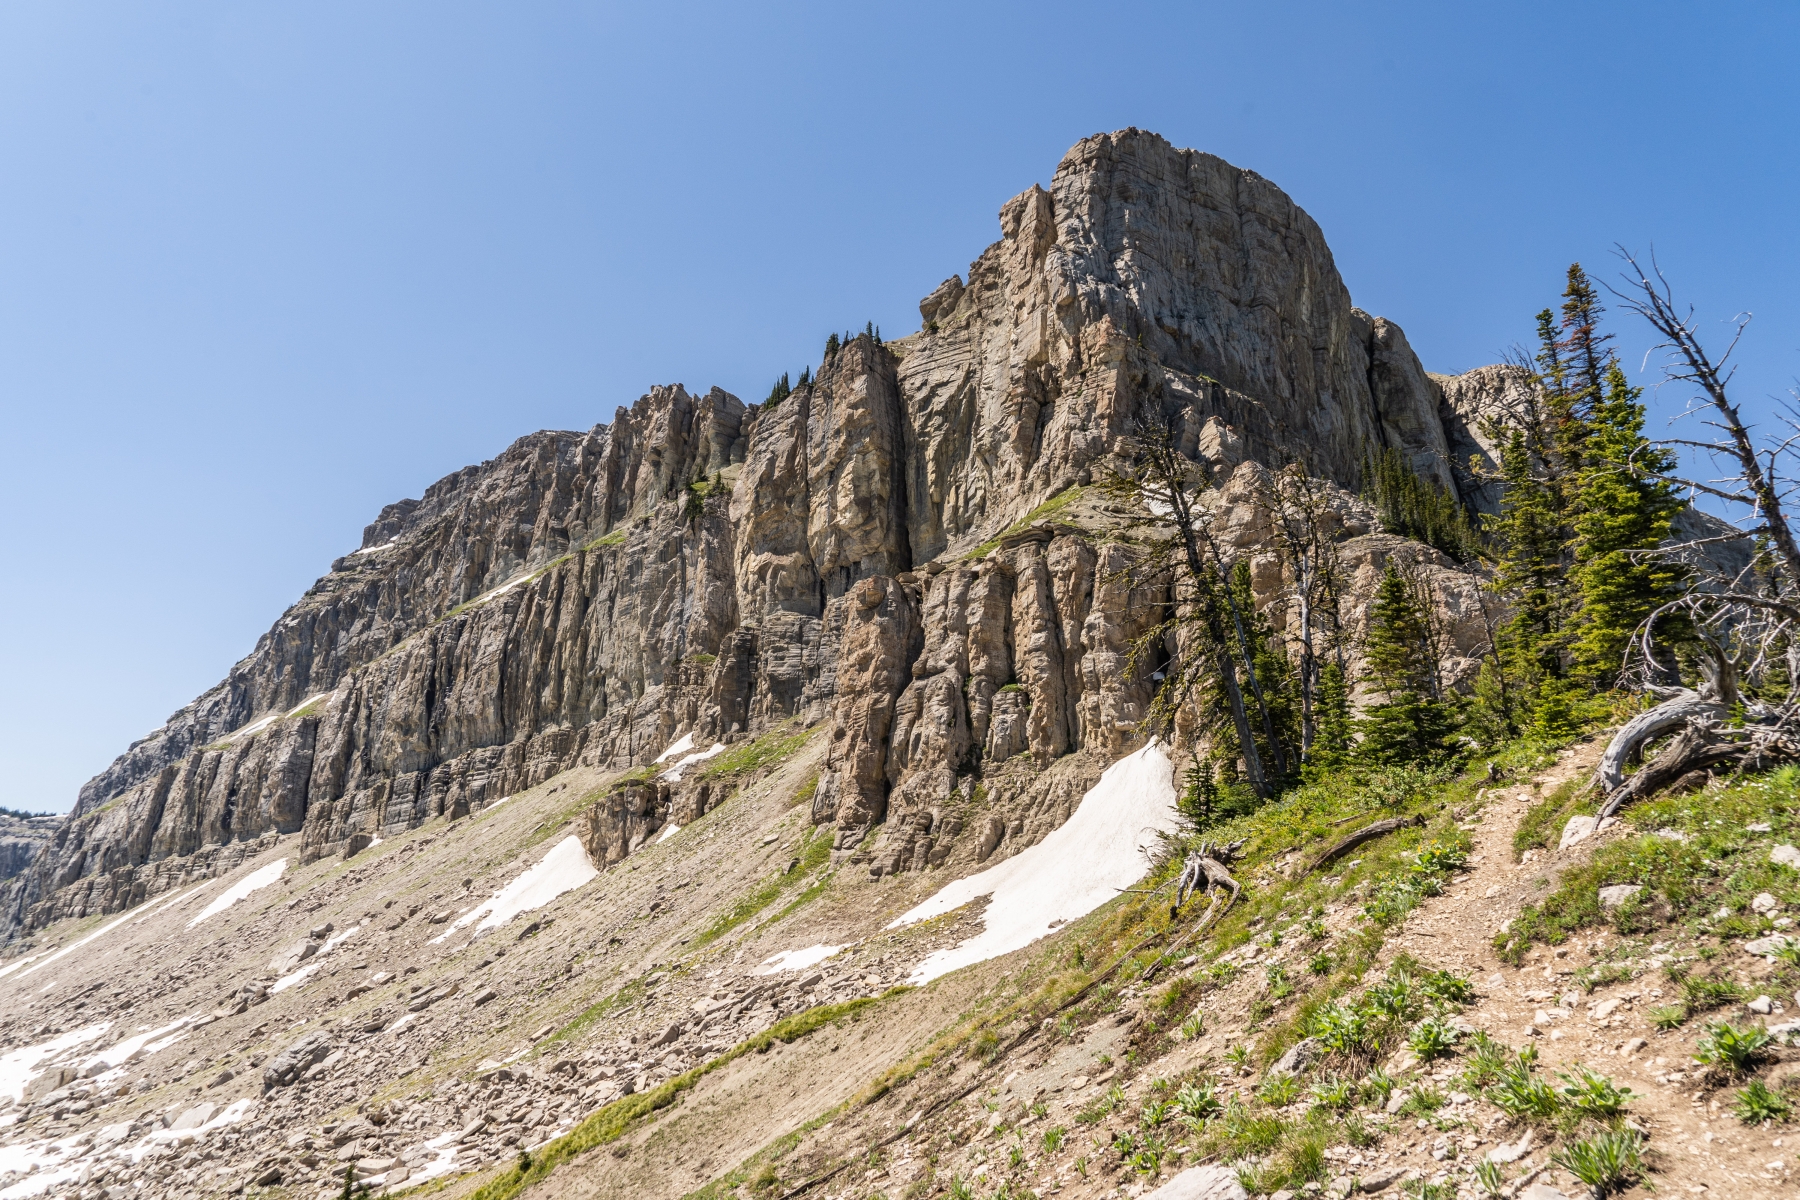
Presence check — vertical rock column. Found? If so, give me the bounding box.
[811,576,920,852]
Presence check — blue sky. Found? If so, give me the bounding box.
[3,2,1797,813]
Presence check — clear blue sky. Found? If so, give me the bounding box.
[3,2,1796,814]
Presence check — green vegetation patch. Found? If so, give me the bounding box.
[701,723,814,778]
[693,825,832,948]
[1496,763,1800,963]
[964,485,1087,560]
[460,993,901,1200]
[1513,778,1588,858]
[585,529,627,550]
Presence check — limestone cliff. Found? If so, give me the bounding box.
[2,128,1508,941]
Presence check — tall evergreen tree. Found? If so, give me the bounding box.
[1305,659,1356,774]
[1358,565,1460,763]
[1203,561,1301,790]
[1568,363,1684,685]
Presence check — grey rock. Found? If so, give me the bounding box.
[1598,884,1643,909]
[169,1102,217,1131]
[261,1031,333,1092]
[1271,1037,1321,1076]
[1142,1165,1249,1199]
[3,128,1533,936]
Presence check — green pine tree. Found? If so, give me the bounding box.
[1485,426,1574,735]
[1357,566,1460,763]
[1303,659,1356,774]
[1567,363,1684,686]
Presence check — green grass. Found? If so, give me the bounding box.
[585,529,627,550]
[964,485,1088,559]
[458,993,905,1200]
[692,825,833,948]
[544,978,649,1045]
[1496,762,1800,961]
[700,723,814,778]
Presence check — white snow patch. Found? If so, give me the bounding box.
[660,742,726,782]
[136,884,209,922]
[653,732,696,764]
[369,835,384,848]
[15,882,197,981]
[187,858,288,928]
[431,836,598,943]
[387,1013,420,1035]
[270,963,322,994]
[350,537,399,556]
[479,795,512,815]
[271,922,364,993]
[0,954,44,981]
[890,739,1180,984]
[0,1024,110,1104]
[117,1097,256,1163]
[656,823,682,844]
[79,1015,197,1073]
[455,568,539,616]
[391,1132,460,1189]
[0,1130,92,1198]
[758,944,846,974]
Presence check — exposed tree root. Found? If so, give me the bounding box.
[1304,815,1424,875]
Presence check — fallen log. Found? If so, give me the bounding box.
[1596,725,1744,822]
[1304,815,1425,875]
[1592,689,1723,795]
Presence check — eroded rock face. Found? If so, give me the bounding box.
[5,128,1509,938]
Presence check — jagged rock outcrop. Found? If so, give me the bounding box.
[0,812,57,885]
[4,128,1515,940]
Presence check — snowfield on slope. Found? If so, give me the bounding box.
[890,740,1181,984]
[187,858,288,928]
[432,836,598,943]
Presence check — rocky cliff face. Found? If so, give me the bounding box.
[2,128,1506,942]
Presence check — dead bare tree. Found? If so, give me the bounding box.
[1261,466,1348,759]
[1591,250,1800,814]
[1103,410,1281,798]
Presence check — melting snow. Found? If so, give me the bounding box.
[0,954,44,981]
[660,743,726,782]
[392,1132,460,1189]
[116,1098,256,1163]
[653,732,696,764]
[271,922,364,993]
[0,1025,110,1104]
[187,858,288,928]
[15,881,197,982]
[656,823,682,844]
[79,1015,198,1074]
[431,836,598,943]
[890,739,1180,984]
[758,944,846,974]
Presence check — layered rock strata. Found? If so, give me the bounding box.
[4,128,1510,941]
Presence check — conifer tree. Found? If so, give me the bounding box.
[1206,561,1301,790]
[1485,426,1578,736]
[765,373,791,406]
[1357,565,1460,763]
[1305,660,1356,773]
[1568,363,1684,685]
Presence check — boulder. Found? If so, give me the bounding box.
[1141,1165,1249,1200]
[1598,884,1643,909]
[1772,845,1800,870]
[262,1031,333,1092]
